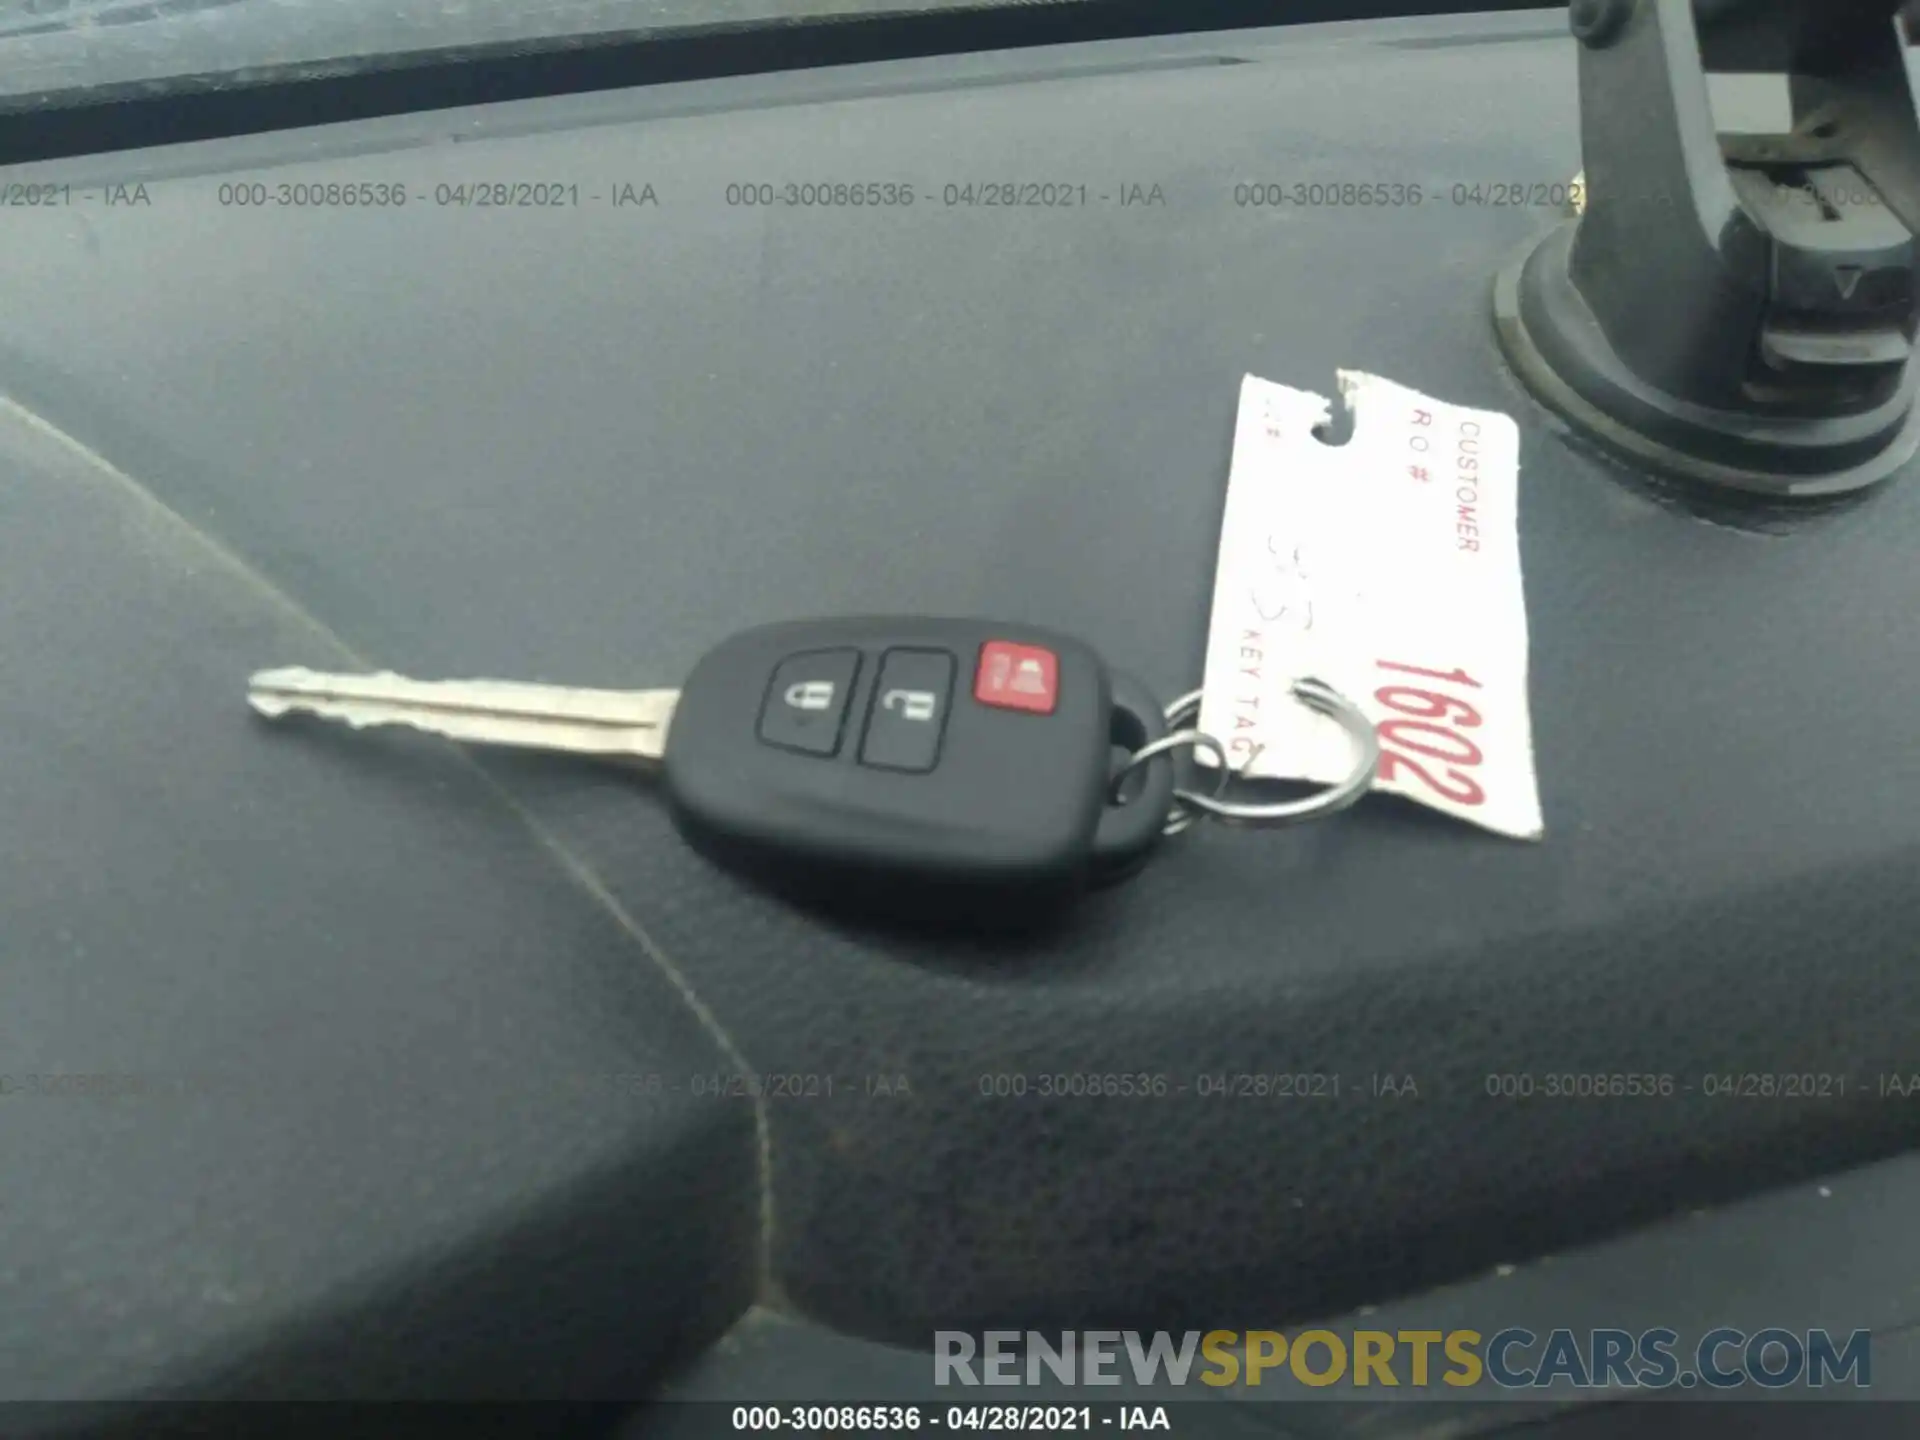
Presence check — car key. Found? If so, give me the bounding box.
[247,617,1180,922]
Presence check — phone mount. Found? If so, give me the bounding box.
[1495,0,1920,497]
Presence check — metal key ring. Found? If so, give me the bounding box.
[1162,678,1380,829]
[1109,728,1233,836]
[1156,691,1239,836]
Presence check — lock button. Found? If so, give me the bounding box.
[758,649,861,757]
[859,649,956,773]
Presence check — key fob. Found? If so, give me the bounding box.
[662,617,1177,925]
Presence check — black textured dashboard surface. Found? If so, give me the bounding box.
[648,1150,1920,1428]
[0,393,759,1407]
[3,5,1919,1400]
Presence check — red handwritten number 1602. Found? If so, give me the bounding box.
[1373,660,1487,806]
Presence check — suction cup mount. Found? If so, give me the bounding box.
[1496,0,1920,497]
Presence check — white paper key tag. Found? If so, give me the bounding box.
[1197,371,1543,840]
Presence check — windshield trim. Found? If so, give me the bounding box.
[0,0,1555,167]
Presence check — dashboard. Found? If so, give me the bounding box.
[2,4,1917,1427]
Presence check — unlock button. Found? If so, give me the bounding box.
[759,649,861,757]
[860,649,956,773]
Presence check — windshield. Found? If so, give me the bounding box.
[0,0,1026,103]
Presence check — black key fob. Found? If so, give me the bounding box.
[662,617,1176,927]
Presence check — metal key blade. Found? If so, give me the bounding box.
[247,667,675,760]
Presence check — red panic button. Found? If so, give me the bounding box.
[974,641,1059,715]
